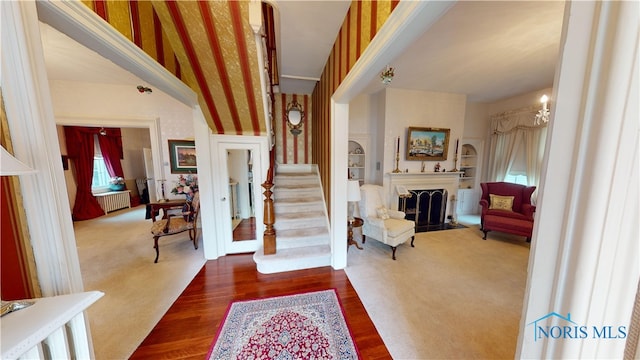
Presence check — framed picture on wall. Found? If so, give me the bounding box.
[406,127,450,161]
[168,139,197,174]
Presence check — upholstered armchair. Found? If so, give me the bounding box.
[479,182,536,242]
[150,191,200,263]
[358,184,415,260]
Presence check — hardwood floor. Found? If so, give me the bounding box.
[130,254,390,360]
[232,217,256,241]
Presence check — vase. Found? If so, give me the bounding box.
[109,184,125,191]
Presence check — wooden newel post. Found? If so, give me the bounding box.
[262,180,276,255]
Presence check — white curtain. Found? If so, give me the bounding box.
[487,105,548,189]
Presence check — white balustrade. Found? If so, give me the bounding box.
[1,291,103,360]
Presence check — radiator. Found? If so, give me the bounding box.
[95,190,131,214]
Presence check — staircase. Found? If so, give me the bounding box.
[253,164,332,274]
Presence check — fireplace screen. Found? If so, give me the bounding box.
[399,189,447,232]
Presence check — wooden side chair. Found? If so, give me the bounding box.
[150,191,200,263]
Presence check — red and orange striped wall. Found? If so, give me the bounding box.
[312,0,398,213]
[81,0,266,136]
[275,94,312,165]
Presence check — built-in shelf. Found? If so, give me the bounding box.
[348,140,365,183]
[458,144,478,189]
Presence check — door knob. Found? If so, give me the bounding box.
[221,197,227,201]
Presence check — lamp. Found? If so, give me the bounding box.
[534,94,550,125]
[285,100,304,136]
[380,65,395,85]
[347,180,361,223]
[1,146,36,176]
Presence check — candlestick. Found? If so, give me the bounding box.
[393,140,401,173]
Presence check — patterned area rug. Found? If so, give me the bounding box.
[208,289,359,359]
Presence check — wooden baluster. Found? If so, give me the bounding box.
[262,149,276,254]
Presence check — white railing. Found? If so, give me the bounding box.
[1,291,103,360]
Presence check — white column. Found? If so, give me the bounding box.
[1,0,83,296]
[518,1,639,358]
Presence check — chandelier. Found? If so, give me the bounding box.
[534,94,550,125]
[380,65,395,85]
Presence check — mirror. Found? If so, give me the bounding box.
[286,100,305,136]
[228,149,255,241]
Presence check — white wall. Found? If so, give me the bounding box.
[349,89,467,186]
[468,87,553,183]
[49,79,194,201]
[383,89,467,175]
[121,128,150,181]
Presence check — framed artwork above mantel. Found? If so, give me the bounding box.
[406,127,450,161]
[168,139,197,174]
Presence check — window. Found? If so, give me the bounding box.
[92,156,111,192]
[504,173,528,186]
[92,135,110,192]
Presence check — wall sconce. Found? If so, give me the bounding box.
[380,65,395,85]
[534,94,550,125]
[286,100,304,136]
[137,85,152,94]
[99,127,107,136]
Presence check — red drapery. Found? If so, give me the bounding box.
[97,129,125,179]
[64,126,124,221]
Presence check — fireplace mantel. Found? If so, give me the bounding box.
[385,172,463,212]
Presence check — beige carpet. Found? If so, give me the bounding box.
[345,223,530,359]
[73,206,206,360]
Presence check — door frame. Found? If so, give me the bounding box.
[210,134,268,254]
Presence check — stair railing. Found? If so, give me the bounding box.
[260,4,277,255]
[262,148,276,254]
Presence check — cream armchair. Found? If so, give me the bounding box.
[358,184,415,260]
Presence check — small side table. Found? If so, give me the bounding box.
[148,200,185,222]
[348,217,364,250]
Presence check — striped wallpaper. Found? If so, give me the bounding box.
[81,0,266,136]
[312,0,398,214]
[275,94,312,165]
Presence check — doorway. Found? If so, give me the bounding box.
[212,135,267,254]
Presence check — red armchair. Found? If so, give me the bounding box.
[479,182,536,242]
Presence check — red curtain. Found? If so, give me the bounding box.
[97,129,125,180]
[64,126,124,221]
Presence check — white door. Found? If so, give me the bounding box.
[214,138,266,254]
[143,147,156,202]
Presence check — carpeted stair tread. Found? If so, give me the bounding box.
[277,232,329,249]
[275,196,324,205]
[253,245,332,274]
[276,211,326,220]
[277,226,330,240]
[275,183,321,190]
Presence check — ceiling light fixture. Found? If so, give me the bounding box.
[285,100,305,136]
[137,85,152,94]
[534,94,550,125]
[380,65,395,85]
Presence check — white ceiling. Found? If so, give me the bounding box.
[42,1,565,103]
[275,0,565,101]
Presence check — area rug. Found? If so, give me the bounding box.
[207,289,359,359]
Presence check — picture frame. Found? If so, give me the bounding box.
[406,127,450,161]
[168,139,197,174]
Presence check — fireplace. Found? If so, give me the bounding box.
[399,189,448,232]
[386,171,462,232]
